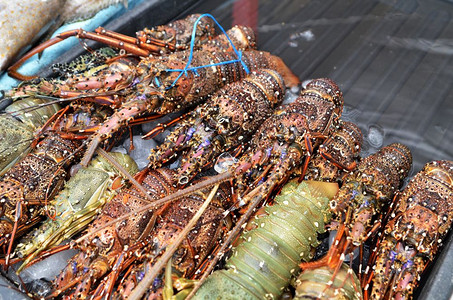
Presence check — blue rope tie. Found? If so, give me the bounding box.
[165,13,250,90]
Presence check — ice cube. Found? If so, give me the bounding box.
[13,249,78,283]
[123,135,158,170]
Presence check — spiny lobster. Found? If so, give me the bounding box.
[0,133,80,258]
[329,142,413,247]
[49,168,233,299]
[304,120,363,183]
[14,152,138,273]
[228,77,343,207]
[369,160,453,300]
[147,68,286,185]
[298,143,412,299]
[7,14,217,81]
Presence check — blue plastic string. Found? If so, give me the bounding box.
[165,13,250,90]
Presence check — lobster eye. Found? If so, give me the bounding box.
[218,117,230,129]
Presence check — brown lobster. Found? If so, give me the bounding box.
[0,133,80,260]
[369,160,453,300]
[227,77,343,207]
[298,143,412,299]
[329,142,413,247]
[9,22,258,98]
[147,68,286,185]
[50,168,234,299]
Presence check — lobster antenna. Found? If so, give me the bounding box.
[0,89,125,117]
[127,184,220,300]
[0,138,35,155]
[0,96,71,116]
[186,192,264,299]
[74,170,233,244]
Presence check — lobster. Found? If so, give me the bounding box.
[116,181,234,300]
[296,143,412,300]
[7,14,261,80]
[13,151,138,273]
[49,168,234,299]
[328,142,413,248]
[8,22,257,99]
[369,160,453,299]
[147,68,286,185]
[0,97,60,175]
[0,132,81,259]
[227,77,343,207]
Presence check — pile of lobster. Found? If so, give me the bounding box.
[0,13,451,300]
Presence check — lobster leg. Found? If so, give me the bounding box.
[18,244,71,271]
[4,200,24,270]
[320,150,357,171]
[142,111,192,139]
[92,252,128,300]
[240,146,304,206]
